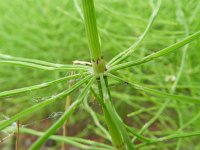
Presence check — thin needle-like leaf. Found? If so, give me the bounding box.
[171,1,190,149]
[0,74,82,98]
[30,77,95,150]
[107,74,200,104]
[109,31,200,72]
[84,97,111,140]
[73,0,84,20]
[125,125,151,142]
[0,60,89,71]
[136,131,200,148]
[0,75,91,131]
[107,0,162,67]
[0,54,89,69]
[132,100,170,142]
[12,127,113,150]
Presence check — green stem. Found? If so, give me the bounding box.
[82,0,106,74]
[97,77,124,149]
[98,75,135,149]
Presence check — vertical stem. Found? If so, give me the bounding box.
[61,96,71,150]
[97,78,124,149]
[82,0,106,74]
[15,120,19,150]
[62,73,73,150]
[82,1,134,149]
[98,75,135,150]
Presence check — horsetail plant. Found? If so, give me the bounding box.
[1,0,200,149]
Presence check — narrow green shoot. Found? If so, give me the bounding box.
[108,74,200,104]
[0,75,91,131]
[136,131,200,148]
[107,0,162,67]
[30,77,95,150]
[171,1,190,149]
[0,74,81,98]
[125,125,152,142]
[109,31,200,72]
[132,100,170,142]
[9,127,113,150]
[0,54,90,70]
[83,97,111,140]
[0,54,88,69]
[0,60,89,71]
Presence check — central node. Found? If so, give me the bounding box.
[92,57,106,74]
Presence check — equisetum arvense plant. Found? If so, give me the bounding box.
[0,0,200,149]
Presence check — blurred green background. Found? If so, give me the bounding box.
[0,0,200,149]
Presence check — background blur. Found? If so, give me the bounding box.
[0,0,200,149]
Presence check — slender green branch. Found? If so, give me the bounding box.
[83,98,111,140]
[0,54,87,68]
[13,127,113,150]
[136,131,200,148]
[132,100,170,142]
[0,60,89,71]
[73,0,84,20]
[176,111,200,133]
[107,0,162,67]
[0,75,91,131]
[125,125,151,142]
[172,1,190,149]
[172,0,189,92]
[107,73,200,104]
[0,74,82,98]
[127,107,158,117]
[30,77,95,150]
[109,31,200,72]
[0,54,90,70]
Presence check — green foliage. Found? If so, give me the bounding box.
[0,0,200,149]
